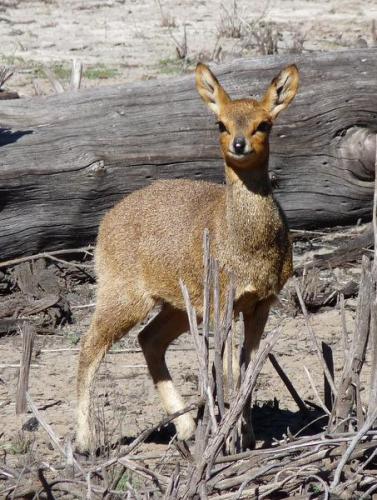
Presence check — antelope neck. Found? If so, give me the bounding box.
[224,162,276,249]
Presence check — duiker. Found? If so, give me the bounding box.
[76,63,299,452]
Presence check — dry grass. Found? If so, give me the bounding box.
[0,66,13,90]
[217,0,243,39]
[156,0,177,28]
[216,2,308,57]
[242,20,280,55]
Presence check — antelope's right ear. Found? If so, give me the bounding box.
[195,63,231,115]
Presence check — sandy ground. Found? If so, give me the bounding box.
[0,0,376,492]
[0,274,371,470]
[0,0,376,96]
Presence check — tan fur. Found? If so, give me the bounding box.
[76,63,299,452]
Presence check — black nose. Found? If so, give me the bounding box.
[233,136,246,154]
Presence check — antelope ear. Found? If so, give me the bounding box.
[195,63,231,115]
[262,64,299,119]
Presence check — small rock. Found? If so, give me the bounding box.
[22,416,39,432]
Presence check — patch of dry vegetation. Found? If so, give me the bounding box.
[1,226,377,497]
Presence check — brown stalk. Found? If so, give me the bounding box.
[294,280,337,397]
[15,323,35,414]
[0,246,93,269]
[183,328,281,498]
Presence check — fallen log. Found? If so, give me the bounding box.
[0,49,376,259]
[295,223,374,273]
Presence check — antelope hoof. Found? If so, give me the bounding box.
[175,414,196,441]
[75,428,93,455]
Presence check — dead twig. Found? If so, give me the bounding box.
[70,59,83,90]
[295,280,337,396]
[0,246,93,269]
[0,66,14,90]
[16,324,35,414]
[303,366,330,416]
[44,66,65,94]
[331,407,377,490]
[26,393,85,475]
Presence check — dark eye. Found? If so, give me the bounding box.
[217,121,228,133]
[256,121,272,133]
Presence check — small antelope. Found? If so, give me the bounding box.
[76,63,299,452]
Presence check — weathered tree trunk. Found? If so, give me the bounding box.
[0,49,376,260]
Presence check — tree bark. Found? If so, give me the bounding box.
[0,49,376,259]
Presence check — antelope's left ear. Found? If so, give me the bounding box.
[261,64,299,120]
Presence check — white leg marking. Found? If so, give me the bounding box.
[156,380,196,440]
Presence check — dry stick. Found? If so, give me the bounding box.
[294,281,337,396]
[220,282,236,455]
[213,433,377,468]
[222,474,300,500]
[1,363,38,369]
[38,468,55,500]
[212,439,375,495]
[360,482,377,500]
[214,446,322,490]
[118,457,167,490]
[354,372,365,428]
[370,140,377,415]
[38,253,94,270]
[0,66,13,88]
[44,66,65,94]
[262,472,312,500]
[368,299,377,414]
[268,353,308,414]
[339,293,349,362]
[304,366,331,415]
[337,445,377,497]
[373,135,377,265]
[180,281,216,433]
[226,322,234,399]
[183,328,281,499]
[33,79,43,96]
[222,280,235,346]
[103,465,126,498]
[236,313,246,450]
[71,303,96,309]
[322,341,335,412]
[70,59,83,90]
[350,256,372,364]
[179,282,204,393]
[331,406,377,490]
[213,462,280,492]
[222,282,235,392]
[330,256,372,432]
[164,464,180,500]
[213,260,226,420]
[16,324,35,414]
[202,228,211,378]
[226,323,236,456]
[0,246,93,269]
[40,346,195,354]
[26,393,85,475]
[201,241,212,439]
[181,278,218,439]
[86,472,91,499]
